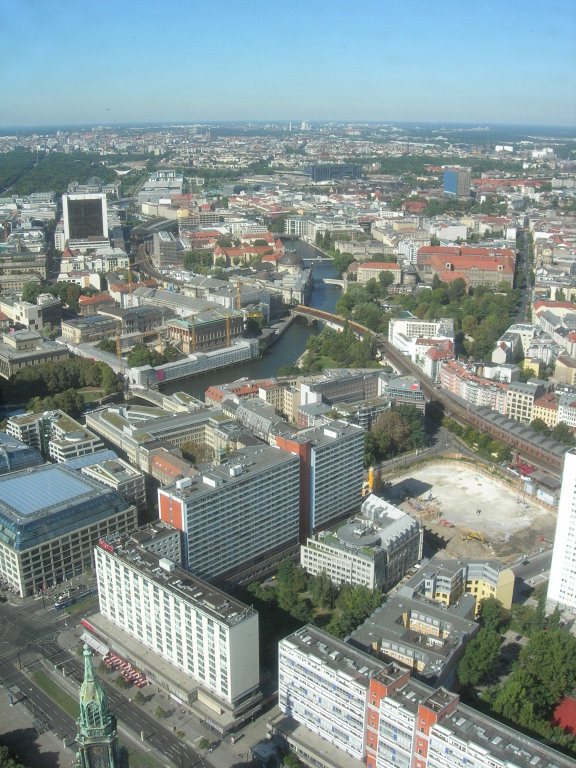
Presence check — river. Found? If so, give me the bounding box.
[163,239,342,398]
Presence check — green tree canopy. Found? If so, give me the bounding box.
[479,597,508,633]
[457,628,501,687]
[530,417,549,435]
[21,282,47,304]
[552,422,575,446]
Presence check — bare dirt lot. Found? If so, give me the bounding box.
[388,460,557,561]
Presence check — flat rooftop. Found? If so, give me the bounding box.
[98,535,255,628]
[282,625,390,689]
[0,464,103,521]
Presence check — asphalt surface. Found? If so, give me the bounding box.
[0,593,214,767]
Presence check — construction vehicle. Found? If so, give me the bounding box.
[460,531,485,543]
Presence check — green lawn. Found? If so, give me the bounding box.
[32,670,78,719]
[124,749,163,768]
[78,387,106,404]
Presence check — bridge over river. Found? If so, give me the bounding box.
[290,305,372,338]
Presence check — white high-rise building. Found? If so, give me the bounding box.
[95,536,260,712]
[548,448,576,612]
[62,192,108,250]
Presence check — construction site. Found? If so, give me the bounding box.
[382,460,558,561]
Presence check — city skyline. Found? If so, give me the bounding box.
[4,0,576,129]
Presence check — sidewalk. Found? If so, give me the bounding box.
[0,679,75,768]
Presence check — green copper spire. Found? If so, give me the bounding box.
[76,644,122,767]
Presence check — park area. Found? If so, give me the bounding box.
[388,460,558,560]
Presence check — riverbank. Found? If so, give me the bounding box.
[258,314,295,353]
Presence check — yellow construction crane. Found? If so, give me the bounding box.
[115,326,123,372]
[236,280,242,311]
[225,314,231,347]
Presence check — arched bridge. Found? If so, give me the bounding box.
[291,306,373,340]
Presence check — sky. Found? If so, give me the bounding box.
[3,0,576,128]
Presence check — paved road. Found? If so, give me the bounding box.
[0,597,213,767]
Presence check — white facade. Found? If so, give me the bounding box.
[62,193,108,245]
[95,541,259,708]
[548,449,576,612]
[279,626,387,761]
[557,393,576,430]
[306,422,364,531]
[301,496,422,590]
[388,316,455,355]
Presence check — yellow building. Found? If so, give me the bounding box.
[555,354,576,386]
[409,558,514,613]
[532,392,559,429]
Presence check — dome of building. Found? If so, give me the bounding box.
[278,251,304,268]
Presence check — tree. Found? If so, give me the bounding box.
[278,364,300,377]
[21,282,47,304]
[334,584,381,630]
[448,277,467,303]
[353,302,382,331]
[332,251,355,276]
[530,418,549,436]
[378,271,395,292]
[198,738,210,751]
[479,597,508,633]
[245,317,263,337]
[133,690,144,705]
[283,753,303,768]
[308,571,336,610]
[162,344,182,363]
[0,746,27,768]
[457,628,501,687]
[552,422,575,446]
[127,343,162,368]
[155,706,167,719]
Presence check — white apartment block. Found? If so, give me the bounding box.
[95,538,259,712]
[7,410,104,462]
[388,315,455,355]
[80,457,146,512]
[557,392,576,430]
[158,444,301,580]
[548,448,576,612]
[300,421,364,532]
[279,626,388,761]
[277,626,575,768]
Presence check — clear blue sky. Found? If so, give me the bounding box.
[3,0,576,128]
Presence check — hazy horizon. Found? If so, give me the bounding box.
[4,0,576,128]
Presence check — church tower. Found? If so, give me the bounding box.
[76,644,122,768]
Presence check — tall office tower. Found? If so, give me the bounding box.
[157,444,301,581]
[76,644,121,768]
[276,420,364,540]
[62,192,108,247]
[443,167,471,198]
[548,448,576,612]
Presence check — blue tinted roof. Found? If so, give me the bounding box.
[0,464,130,551]
[0,444,43,475]
[64,450,118,470]
[0,467,92,517]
